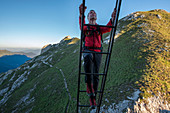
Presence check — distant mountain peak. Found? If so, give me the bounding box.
[0,49,36,58]
[68,37,80,45]
[1,9,169,113]
[40,36,80,54]
[63,35,72,41]
[42,44,52,49]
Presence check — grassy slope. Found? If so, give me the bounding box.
[65,9,170,112]
[135,10,170,101]
[102,9,170,107]
[0,40,78,112]
[0,10,169,113]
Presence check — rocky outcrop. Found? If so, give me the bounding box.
[90,91,170,113]
[60,35,80,45]
[0,71,28,106]
[0,9,169,113]
[156,14,162,19]
[40,36,79,54]
[63,35,72,41]
[127,92,170,113]
[96,89,141,113]
[68,37,80,45]
[41,44,52,54]
[122,12,145,21]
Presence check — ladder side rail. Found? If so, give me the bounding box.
[97,0,122,112]
[97,29,114,111]
[106,0,119,56]
[99,0,119,94]
[77,0,86,112]
[97,26,115,112]
[105,0,122,78]
[99,24,115,92]
[106,0,119,55]
[97,25,115,113]
[97,0,118,110]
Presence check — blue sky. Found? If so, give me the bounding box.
[0,0,169,49]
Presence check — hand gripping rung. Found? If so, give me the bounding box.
[84,24,115,28]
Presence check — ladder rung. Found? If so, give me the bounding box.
[81,51,110,54]
[80,72,106,75]
[84,24,115,28]
[79,105,90,107]
[79,105,100,107]
[79,90,102,93]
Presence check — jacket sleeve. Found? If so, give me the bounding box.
[79,16,87,31]
[100,19,113,34]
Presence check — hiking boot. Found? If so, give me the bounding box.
[90,105,96,109]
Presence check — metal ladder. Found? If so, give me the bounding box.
[77,0,122,112]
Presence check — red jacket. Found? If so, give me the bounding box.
[79,17,113,52]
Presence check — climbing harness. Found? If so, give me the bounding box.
[83,25,103,51]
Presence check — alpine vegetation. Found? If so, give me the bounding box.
[0,9,169,113]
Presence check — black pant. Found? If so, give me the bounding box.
[83,50,102,93]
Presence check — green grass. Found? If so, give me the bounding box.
[0,9,169,113]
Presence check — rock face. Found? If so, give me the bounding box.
[0,9,169,113]
[92,9,170,113]
[41,44,52,54]
[121,12,145,21]
[63,35,72,41]
[127,93,170,113]
[0,35,77,112]
[40,36,79,54]
[156,14,162,19]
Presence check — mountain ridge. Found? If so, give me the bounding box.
[0,49,37,58]
[0,9,169,113]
